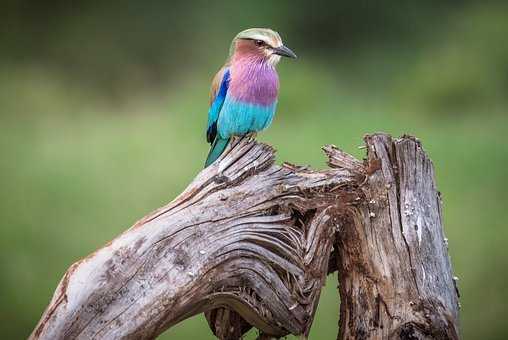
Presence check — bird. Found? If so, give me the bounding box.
[204,28,297,168]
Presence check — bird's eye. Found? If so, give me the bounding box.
[254,40,264,47]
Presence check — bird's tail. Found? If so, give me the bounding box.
[205,137,230,167]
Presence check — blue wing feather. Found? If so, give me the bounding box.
[207,68,230,143]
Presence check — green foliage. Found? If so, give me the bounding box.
[393,4,508,115]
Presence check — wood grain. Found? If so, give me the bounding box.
[30,133,459,340]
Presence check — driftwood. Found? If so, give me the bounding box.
[30,133,459,340]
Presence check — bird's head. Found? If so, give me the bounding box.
[229,28,297,66]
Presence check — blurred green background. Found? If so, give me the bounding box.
[1,1,507,339]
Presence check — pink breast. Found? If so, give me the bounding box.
[229,60,279,106]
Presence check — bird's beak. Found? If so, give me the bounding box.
[272,45,297,59]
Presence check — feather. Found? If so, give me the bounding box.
[206,66,230,143]
[204,28,288,168]
[217,98,276,138]
[205,137,229,167]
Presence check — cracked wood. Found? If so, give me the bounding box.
[30,137,358,340]
[333,134,459,340]
[30,133,459,340]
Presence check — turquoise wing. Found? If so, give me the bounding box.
[207,67,230,144]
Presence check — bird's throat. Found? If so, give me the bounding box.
[228,57,279,106]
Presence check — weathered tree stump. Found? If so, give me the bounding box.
[30,133,459,340]
[331,135,459,340]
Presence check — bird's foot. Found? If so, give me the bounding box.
[246,132,257,142]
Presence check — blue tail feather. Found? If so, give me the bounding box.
[205,137,229,167]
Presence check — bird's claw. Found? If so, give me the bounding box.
[246,132,257,142]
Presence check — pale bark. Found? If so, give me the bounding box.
[332,134,460,340]
[30,133,459,340]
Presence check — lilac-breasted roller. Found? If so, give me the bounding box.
[205,28,297,167]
